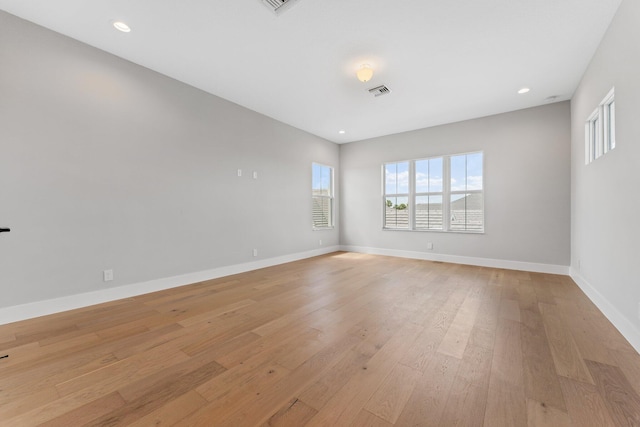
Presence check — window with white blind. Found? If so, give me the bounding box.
[384,162,410,229]
[585,87,615,165]
[415,158,443,230]
[312,163,334,229]
[449,152,484,232]
[383,152,484,233]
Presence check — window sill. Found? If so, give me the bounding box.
[382,228,484,235]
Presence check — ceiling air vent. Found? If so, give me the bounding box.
[368,85,391,97]
[262,0,301,15]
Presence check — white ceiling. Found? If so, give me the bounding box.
[0,0,622,143]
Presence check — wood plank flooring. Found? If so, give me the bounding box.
[1,252,639,426]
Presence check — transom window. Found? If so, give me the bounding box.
[383,152,484,233]
[585,87,615,165]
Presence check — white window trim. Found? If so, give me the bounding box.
[414,158,444,231]
[585,108,601,164]
[585,87,615,165]
[602,87,615,153]
[380,162,411,230]
[312,163,334,230]
[382,151,484,233]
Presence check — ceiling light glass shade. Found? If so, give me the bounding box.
[356,65,373,83]
[113,21,131,32]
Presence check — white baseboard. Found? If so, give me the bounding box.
[570,268,640,354]
[340,245,570,275]
[0,246,340,326]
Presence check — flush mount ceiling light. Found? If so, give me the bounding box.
[356,64,373,83]
[112,21,131,33]
[338,130,346,135]
[518,87,530,94]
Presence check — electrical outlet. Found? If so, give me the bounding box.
[427,242,434,250]
[637,301,640,321]
[253,171,258,179]
[103,269,114,282]
[237,169,242,177]
[253,248,258,257]
[319,239,322,246]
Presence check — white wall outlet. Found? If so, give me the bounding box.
[253,171,258,179]
[253,248,258,257]
[427,242,434,250]
[237,169,242,177]
[103,269,114,282]
[319,239,322,246]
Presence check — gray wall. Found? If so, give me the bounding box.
[0,11,339,309]
[571,0,640,334]
[340,102,571,267]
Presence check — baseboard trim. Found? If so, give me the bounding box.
[570,268,640,354]
[340,245,570,275]
[0,246,340,326]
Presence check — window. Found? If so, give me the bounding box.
[585,87,615,165]
[312,163,334,229]
[585,109,601,163]
[450,153,484,232]
[415,158,443,230]
[383,152,483,233]
[603,89,616,152]
[384,162,409,229]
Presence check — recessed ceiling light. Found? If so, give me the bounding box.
[338,130,346,134]
[518,87,530,94]
[113,21,131,33]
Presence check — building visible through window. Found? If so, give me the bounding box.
[383,152,483,233]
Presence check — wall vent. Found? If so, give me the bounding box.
[262,0,301,15]
[368,85,391,97]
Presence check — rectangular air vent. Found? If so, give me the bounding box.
[368,85,391,97]
[262,0,301,15]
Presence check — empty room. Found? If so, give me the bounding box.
[1,0,639,425]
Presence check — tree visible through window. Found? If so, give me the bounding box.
[312,163,334,229]
[383,152,484,232]
[384,162,409,229]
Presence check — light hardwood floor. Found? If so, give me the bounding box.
[1,252,640,426]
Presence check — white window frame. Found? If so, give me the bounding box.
[602,88,615,153]
[382,161,411,230]
[414,157,444,231]
[312,163,334,229]
[448,153,484,233]
[585,87,615,165]
[382,151,484,233]
[585,108,601,164]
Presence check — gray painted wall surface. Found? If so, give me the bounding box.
[571,0,640,331]
[340,103,571,266]
[0,12,339,308]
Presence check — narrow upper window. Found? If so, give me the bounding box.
[312,163,334,229]
[585,87,615,165]
[602,88,615,152]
